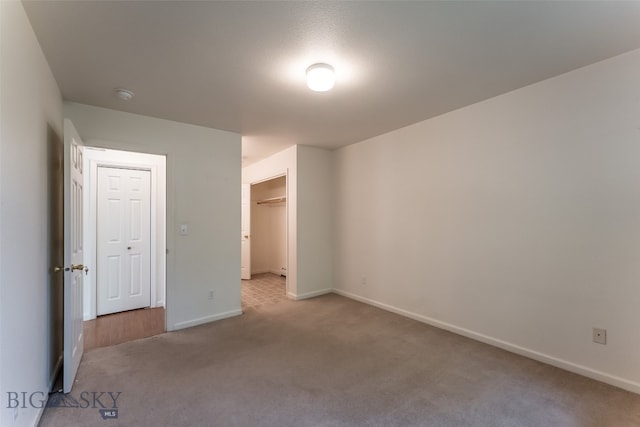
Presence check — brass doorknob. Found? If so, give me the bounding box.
[54,264,89,275]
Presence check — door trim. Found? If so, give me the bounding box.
[83,148,167,320]
[241,183,251,280]
[247,171,289,295]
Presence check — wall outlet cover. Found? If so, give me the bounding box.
[593,328,607,345]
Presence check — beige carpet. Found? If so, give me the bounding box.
[40,294,640,426]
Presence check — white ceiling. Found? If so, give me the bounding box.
[23,1,640,166]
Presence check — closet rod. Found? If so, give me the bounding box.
[256,196,286,205]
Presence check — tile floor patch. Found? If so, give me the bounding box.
[241,273,286,309]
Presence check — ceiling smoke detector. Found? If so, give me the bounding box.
[115,88,134,101]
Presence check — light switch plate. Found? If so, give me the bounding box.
[180,224,188,236]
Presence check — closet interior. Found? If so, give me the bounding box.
[251,175,287,277]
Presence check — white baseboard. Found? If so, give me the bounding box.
[289,288,333,301]
[332,288,640,395]
[171,309,242,331]
[250,269,284,276]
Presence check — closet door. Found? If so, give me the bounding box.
[96,166,151,315]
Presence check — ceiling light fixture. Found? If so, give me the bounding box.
[306,63,335,92]
[115,88,134,101]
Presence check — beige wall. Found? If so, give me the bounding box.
[333,49,640,393]
[243,146,298,296]
[243,145,334,300]
[64,102,242,331]
[1,2,64,425]
[297,146,333,298]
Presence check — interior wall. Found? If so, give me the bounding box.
[333,48,640,393]
[296,146,333,298]
[64,102,242,331]
[251,176,286,276]
[243,145,334,300]
[243,146,297,296]
[0,2,64,426]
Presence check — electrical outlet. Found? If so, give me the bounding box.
[208,289,214,300]
[593,328,607,345]
[361,276,367,286]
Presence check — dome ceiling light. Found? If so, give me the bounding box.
[306,63,335,92]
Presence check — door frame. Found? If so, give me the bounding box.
[83,147,167,321]
[241,183,251,280]
[248,172,289,294]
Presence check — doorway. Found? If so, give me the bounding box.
[241,175,287,309]
[83,147,167,340]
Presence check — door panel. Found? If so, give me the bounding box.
[241,184,251,280]
[97,167,151,315]
[63,119,85,393]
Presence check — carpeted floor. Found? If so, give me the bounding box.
[40,294,640,427]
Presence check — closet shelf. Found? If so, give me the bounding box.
[256,196,286,205]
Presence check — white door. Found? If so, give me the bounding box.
[241,184,251,280]
[63,119,85,393]
[97,167,151,315]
